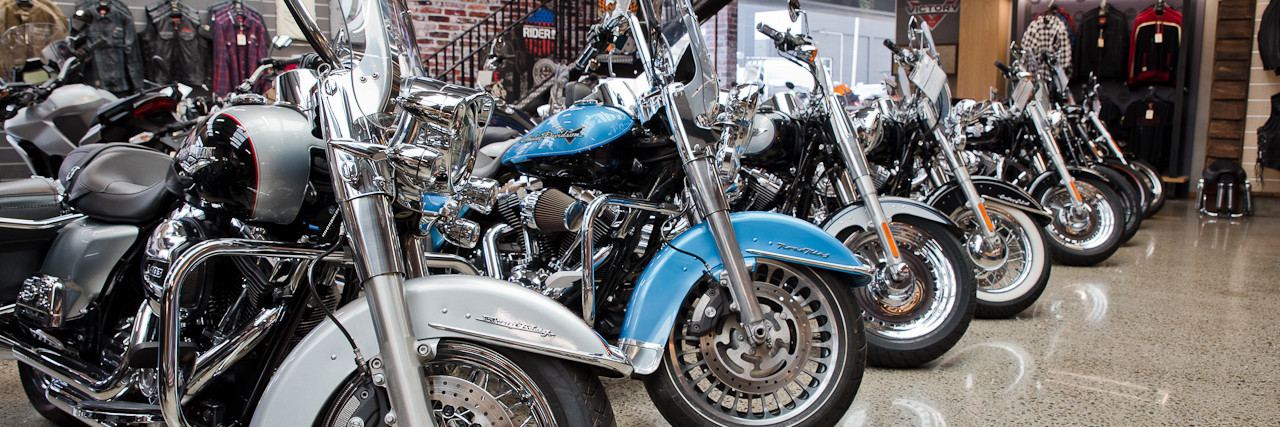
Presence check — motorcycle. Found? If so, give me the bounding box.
[741,3,976,367]
[0,0,629,425]
[957,48,1128,266]
[860,19,1053,319]
[0,25,190,177]
[458,0,871,424]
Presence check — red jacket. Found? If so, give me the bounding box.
[1128,6,1182,85]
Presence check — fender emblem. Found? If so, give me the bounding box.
[477,315,556,337]
[776,242,831,259]
[995,194,1031,207]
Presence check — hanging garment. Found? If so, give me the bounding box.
[70,0,146,94]
[1128,5,1181,85]
[1073,5,1129,82]
[142,0,209,86]
[1121,97,1175,174]
[1048,8,1076,47]
[208,2,268,96]
[1260,0,1279,74]
[1021,12,1073,83]
[0,0,67,79]
[1258,93,1280,172]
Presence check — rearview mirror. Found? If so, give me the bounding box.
[788,0,801,22]
[271,35,294,50]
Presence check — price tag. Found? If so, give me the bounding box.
[1145,108,1154,120]
[1154,32,1163,44]
[236,33,247,46]
[1098,37,1105,48]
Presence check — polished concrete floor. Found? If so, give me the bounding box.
[0,199,1277,425]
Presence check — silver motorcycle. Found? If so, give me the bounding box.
[0,0,629,425]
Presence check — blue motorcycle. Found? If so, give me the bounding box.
[451,0,870,425]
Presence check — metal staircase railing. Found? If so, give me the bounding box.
[422,0,596,87]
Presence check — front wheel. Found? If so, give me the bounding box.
[1129,159,1167,218]
[1092,166,1144,244]
[843,217,977,368]
[643,259,865,426]
[1039,176,1125,266]
[953,205,1052,319]
[317,340,614,427]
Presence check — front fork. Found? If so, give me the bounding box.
[932,128,1004,259]
[822,93,909,281]
[1027,104,1086,212]
[320,75,436,427]
[662,89,771,343]
[1086,110,1127,165]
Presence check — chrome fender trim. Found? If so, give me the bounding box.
[1028,167,1109,200]
[617,211,870,376]
[820,196,959,239]
[250,275,631,427]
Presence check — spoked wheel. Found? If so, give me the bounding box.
[644,259,864,426]
[953,205,1052,319]
[318,341,614,427]
[843,217,976,368]
[1039,176,1124,266]
[1129,159,1167,218]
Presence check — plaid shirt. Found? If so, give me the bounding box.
[1021,14,1073,83]
[210,5,267,96]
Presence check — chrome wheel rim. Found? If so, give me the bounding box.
[847,222,959,340]
[321,342,554,427]
[1041,182,1116,251]
[667,260,842,425]
[956,208,1035,298]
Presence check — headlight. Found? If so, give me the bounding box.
[708,84,762,184]
[387,77,495,210]
[851,105,884,153]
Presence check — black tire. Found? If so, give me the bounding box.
[316,340,614,427]
[1039,175,1125,266]
[643,260,865,426]
[843,217,977,368]
[1091,166,1143,243]
[19,364,90,427]
[954,205,1053,319]
[1129,159,1167,218]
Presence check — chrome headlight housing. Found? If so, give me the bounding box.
[387,77,495,210]
[707,84,763,184]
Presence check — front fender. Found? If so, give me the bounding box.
[250,275,630,427]
[820,196,959,239]
[924,177,1052,222]
[1028,167,1109,200]
[618,211,870,376]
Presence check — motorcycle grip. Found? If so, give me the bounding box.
[883,39,903,55]
[995,61,1013,75]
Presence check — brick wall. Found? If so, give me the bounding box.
[709,0,738,86]
[408,0,506,57]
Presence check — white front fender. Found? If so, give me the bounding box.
[249,275,631,426]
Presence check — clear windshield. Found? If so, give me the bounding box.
[644,0,720,119]
[0,23,65,83]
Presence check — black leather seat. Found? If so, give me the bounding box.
[1202,159,1246,184]
[59,144,176,224]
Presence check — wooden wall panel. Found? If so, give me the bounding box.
[1203,0,1259,168]
[956,0,1011,100]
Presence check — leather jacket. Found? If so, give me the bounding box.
[1260,0,1279,74]
[142,0,208,86]
[71,0,146,94]
[1259,94,1280,172]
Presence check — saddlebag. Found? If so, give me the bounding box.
[0,177,62,302]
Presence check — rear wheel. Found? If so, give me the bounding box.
[954,205,1051,319]
[643,259,864,426]
[317,341,614,427]
[843,217,977,368]
[1039,176,1125,266]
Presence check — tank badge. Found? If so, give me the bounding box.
[529,126,586,144]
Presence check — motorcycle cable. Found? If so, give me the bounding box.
[305,213,370,375]
[658,209,714,277]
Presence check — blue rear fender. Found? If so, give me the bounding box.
[618,211,870,375]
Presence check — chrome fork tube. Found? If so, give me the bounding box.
[661,88,769,338]
[1087,110,1127,165]
[320,71,435,427]
[933,129,999,238]
[1026,104,1085,209]
[820,81,906,271]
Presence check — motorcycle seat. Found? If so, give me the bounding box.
[1202,159,1245,184]
[59,144,176,224]
[473,137,519,180]
[482,126,522,148]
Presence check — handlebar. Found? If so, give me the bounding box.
[883,39,904,56]
[571,24,615,75]
[994,61,1014,77]
[757,23,803,51]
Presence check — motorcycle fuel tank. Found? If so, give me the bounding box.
[5,84,117,156]
[501,104,635,184]
[176,105,324,225]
